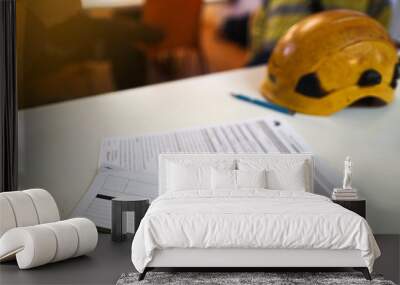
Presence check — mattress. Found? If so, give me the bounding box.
[131,190,380,273]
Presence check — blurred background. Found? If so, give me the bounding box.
[16,0,400,109]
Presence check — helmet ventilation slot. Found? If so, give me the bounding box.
[357,69,382,87]
[390,63,399,89]
[295,73,327,98]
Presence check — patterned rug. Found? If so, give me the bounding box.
[116,271,396,285]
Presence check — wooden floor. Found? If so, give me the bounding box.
[0,234,398,285]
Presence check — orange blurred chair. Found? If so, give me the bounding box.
[141,0,207,78]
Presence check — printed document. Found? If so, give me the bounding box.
[72,117,337,229]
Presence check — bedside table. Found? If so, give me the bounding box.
[111,197,150,242]
[332,199,366,218]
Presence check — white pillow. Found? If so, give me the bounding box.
[167,162,211,191]
[238,159,310,192]
[236,169,267,189]
[267,167,307,191]
[211,169,268,190]
[211,168,236,190]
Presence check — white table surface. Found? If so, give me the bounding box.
[19,66,400,234]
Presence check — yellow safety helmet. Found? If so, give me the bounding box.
[261,10,399,116]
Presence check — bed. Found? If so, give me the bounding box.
[131,154,380,281]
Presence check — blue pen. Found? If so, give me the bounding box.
[231,93,295,115]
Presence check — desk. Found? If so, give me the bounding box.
[18,66,400,234]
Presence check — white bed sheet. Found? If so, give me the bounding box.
[131,190,380,273]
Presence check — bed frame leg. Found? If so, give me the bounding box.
[354,267,371,280]
[138,268,148,281]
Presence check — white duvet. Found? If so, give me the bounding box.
[131,190,380,273]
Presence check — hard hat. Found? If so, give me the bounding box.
[261,10,399,116]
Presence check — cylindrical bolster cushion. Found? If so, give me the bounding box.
[42,221,79,263]
[64,218,98,257]
[0,192,39,227]
[0,218,97,269]
[0,196,17,237]
[0,189,60,235]
[0,226,57,269]
[23,189,60,224]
